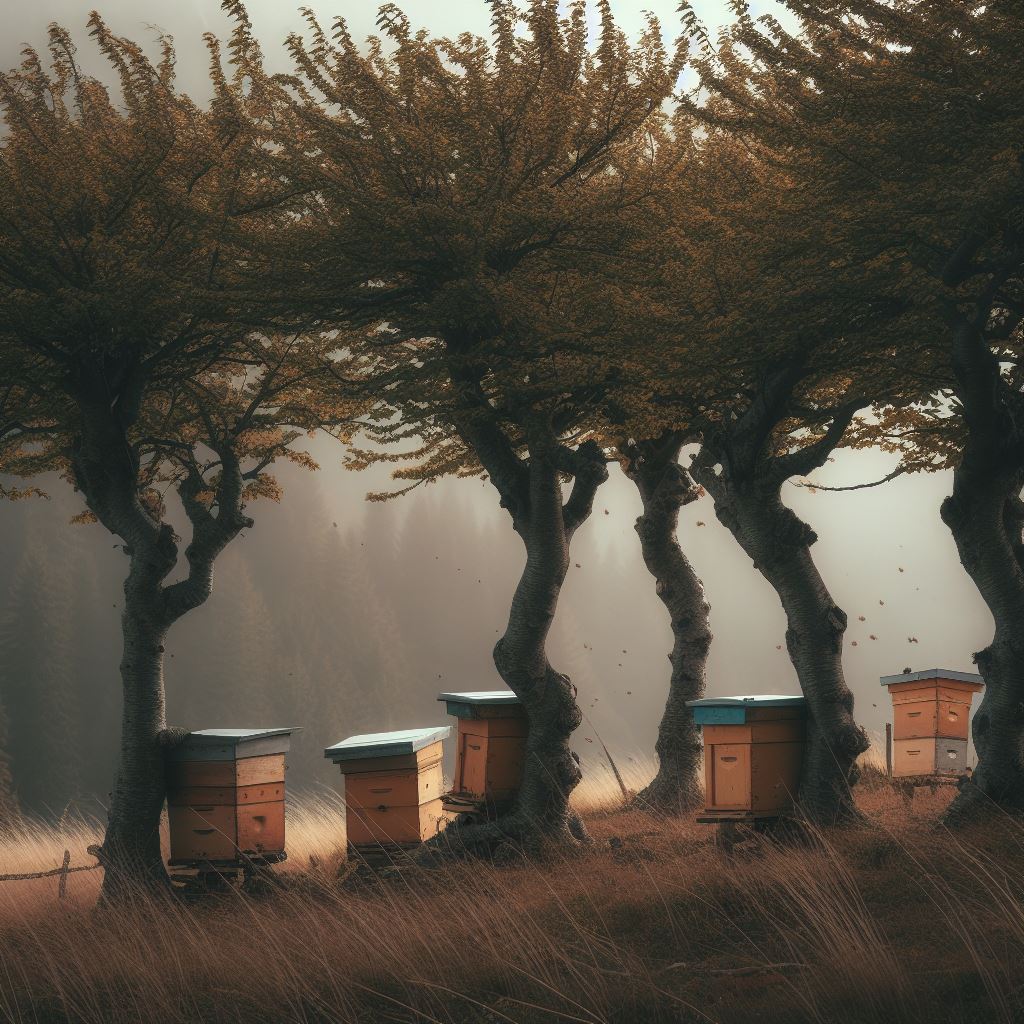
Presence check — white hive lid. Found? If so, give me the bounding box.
[324,726,450,761]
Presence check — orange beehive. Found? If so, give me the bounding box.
[165,728,297,865]
[439,691,527,803]
[687,696,806,818]
[325,727,451,847]
[882,669,983,778]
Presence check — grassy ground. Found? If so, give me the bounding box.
[0,757,1021,1024]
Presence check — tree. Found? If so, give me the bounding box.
[609,103,934,822]
[226,0,685,850]
[0,20,360,893]
[619,432,710,813]
[687,0,1023,819]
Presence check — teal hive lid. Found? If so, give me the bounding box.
[325,726,450,762]
[437,690,521,705]
[686,695,806,708]
[880,669,983,687]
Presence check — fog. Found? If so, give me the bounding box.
[0,0,991,819]
[0,432,991,818]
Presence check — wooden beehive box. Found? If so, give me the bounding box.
[325,727,450,847]
[438,691,527,803]
[165,728,297,865]
[686,695,806,818]
[882,669,983,777]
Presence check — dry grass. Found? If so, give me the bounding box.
[0,763,1021,1024]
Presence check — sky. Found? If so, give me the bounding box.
[0,1,994,792]
[1,1,784,96]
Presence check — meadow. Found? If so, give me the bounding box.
[0,756,1021,1024]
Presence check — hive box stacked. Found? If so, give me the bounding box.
[165,728,296,865]
[438,691,527,809]
[882,669,983,777]
[686,696,806,819]
[325,727,450,848]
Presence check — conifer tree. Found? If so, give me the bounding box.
[0,543,81,816]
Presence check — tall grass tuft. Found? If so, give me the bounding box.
[0,769,1021,1023]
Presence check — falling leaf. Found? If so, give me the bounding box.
[878,600,885,605]
[776,645,782,650]
[858,615,866,621]
[697,521,706,527]
[626,690,632,695]
[869,634,877,640]
[852,641,858,646]
[898,567,904,572]
[575,563,581,568]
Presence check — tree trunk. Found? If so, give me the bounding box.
[941,464,1024,822]
[697,471,867,825]
[70,388,250,896]
[623,437,709,813]
[494,449,587,844]
[100,567,172,896]
[436,420,607,855]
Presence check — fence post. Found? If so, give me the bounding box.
[58,850,71,899]
[885,723,892,779]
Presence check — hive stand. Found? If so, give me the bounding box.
[165,728,297,891]
[438,691,527,823]
[882,669,983,798]
[325,727,451,866]
[686,695,807,849]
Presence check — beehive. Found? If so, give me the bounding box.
[325,727,451,847]
[165,728,296,865]
[686,695,806,818]
[882,668,983,778]
[438,691,527,804]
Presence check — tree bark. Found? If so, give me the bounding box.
[622,434,710,814]
[438,408,608,853]
[942,318,1024,822]
[695,473,867,824]
[102,571,172,894]
[70,384,252,896]
[691,370,869,826]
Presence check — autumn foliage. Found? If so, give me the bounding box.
[0,0,1022,901]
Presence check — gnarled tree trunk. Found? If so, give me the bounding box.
[440,414,607,853]
[622,435,710,814]
[103,565,173,891]
[691,370,869,826]
[696,474,866,824]
[942,318,1024,822]
[72,384,252,896]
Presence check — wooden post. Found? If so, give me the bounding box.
[885,723,893,778]
[58,850,70,900]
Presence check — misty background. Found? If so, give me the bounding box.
[0,1,991,821]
